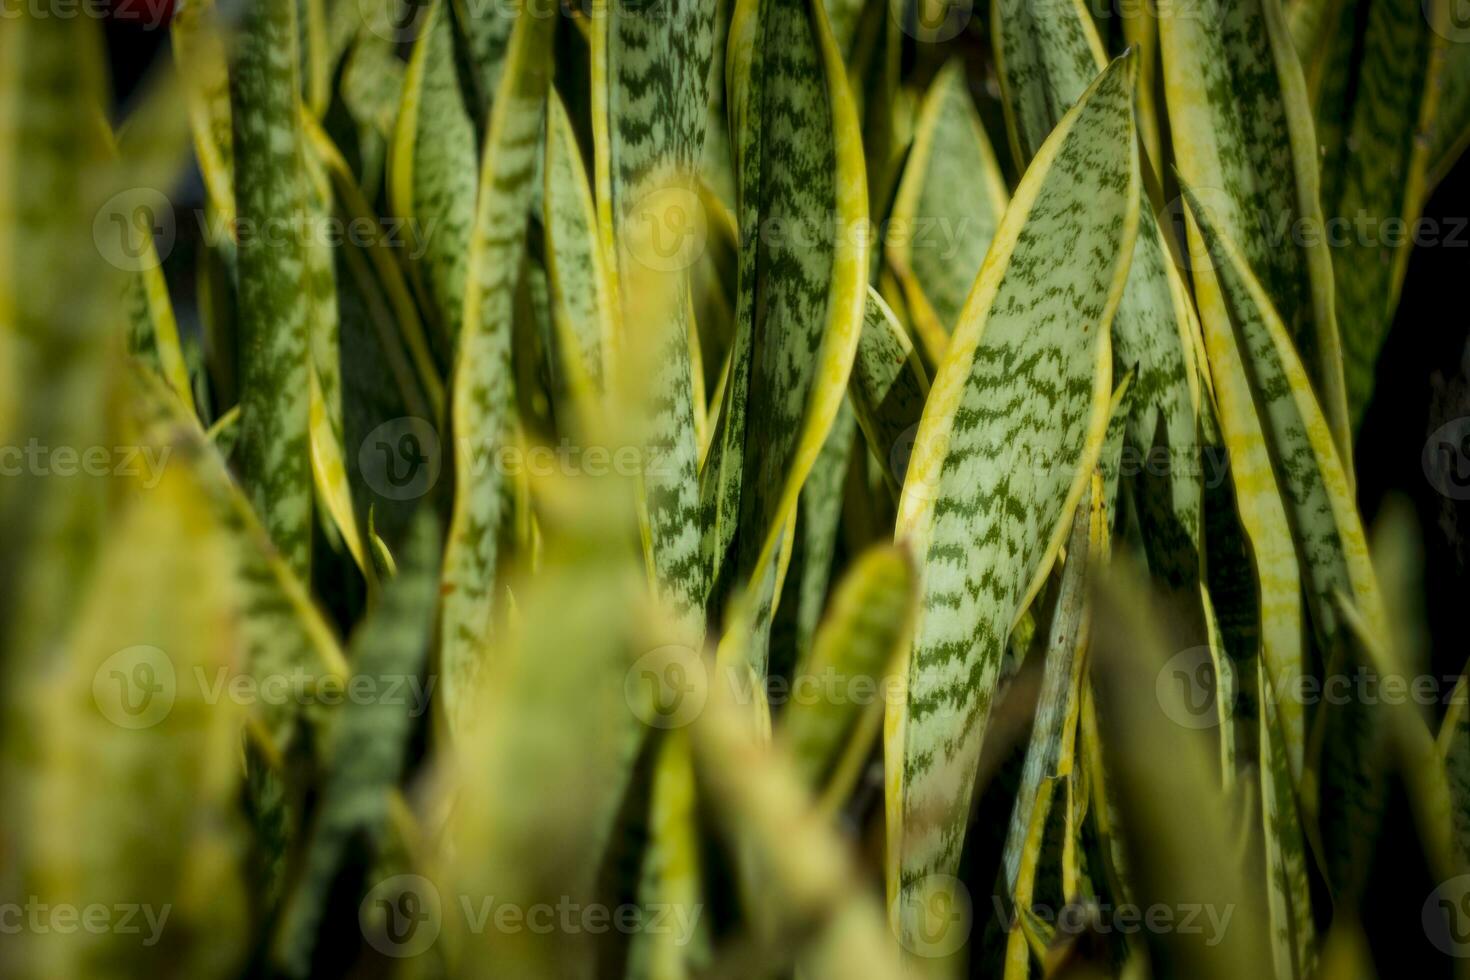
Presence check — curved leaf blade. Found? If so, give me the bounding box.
[440,2,554,734]
[886,54,1141,940]
[887,59,1009,365]
[1160,0,1351,467]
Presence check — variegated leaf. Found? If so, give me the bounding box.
[129,371,350,756]
[886,54,1141,944]
[1089,571,1275,978]
[1159,0,1351,466]
[232,0,316,578]
[781,543,917,808]
[543,89,613,432]
[299,134,369,578]
[887,59,1008,365]
[702,0,869,626]
[1184,184,1386,723]
[693,641,904,979]
[454,0,517,122]
[440,2,553,734]
[391,0,479,351]
[771,400,859,673]
[1178,187,1309,780]
[1001,477,1100,904]
[439,482,651,976]
[122,221,194,414]
[172,0,236,224]
[1259,667,1317,980]
[1428,24,1470,189]
[595,0,721,634]
[0,13,119,686]
[274,511,440,974]
[1319,0,1447,427]
[28,465,249,977]
[995,0,1207,590]
[849,287,929,497]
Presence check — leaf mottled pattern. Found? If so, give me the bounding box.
[887,55,1140,936]
[232,0,315,578]
[440,5,554,734]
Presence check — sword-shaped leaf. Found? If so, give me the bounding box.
[1259,666,1317,980]
[299,135,371,578]
[1099,371,1135,512]
[303,112,442,415]
[702,0,869,618]
[232,0,316,579]
[454,0,516,123]
[119,201,194,415]
[1159,0,1351,466]
[1178,187,1308,779]
[594,0,720,633]
[886,54,1141,944]
[338,31,404,197]
[0,13,118,681]
[824,0,867,53]
[129,371,350,756]
[391,0,479,350]
[172,0,236,224]
[995,0,1207,589]
[1428,24,1470,189]
[781,543,916,808]
[438,481,652,976]
[29,465,250,978]
[543,89,613,432]
[693,646,903,979]
[1183,184,1385,699]
[1445,682,1470,865]
[1089,571,1274,979]
[887,59,1009,365]
[1001,476,1100,908]
[849,287,930,497]
[1320,0,1447,427]
[273,511,441,975]
[1335,595,1464,889]
[440,3,553,734]
[771,400,858,673]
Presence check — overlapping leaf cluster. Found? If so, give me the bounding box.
[0,0,1466,976]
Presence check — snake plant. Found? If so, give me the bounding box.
[1,0,1467,976]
